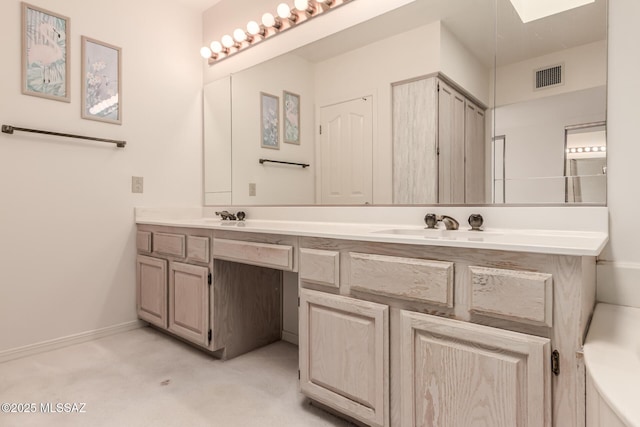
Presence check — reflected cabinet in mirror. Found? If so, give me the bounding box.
[203,0,607,206]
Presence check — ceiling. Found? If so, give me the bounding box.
[174,0,221,12]
[292,0,606,68]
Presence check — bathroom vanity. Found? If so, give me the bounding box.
[135,208,607,427]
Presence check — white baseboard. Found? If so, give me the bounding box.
[597,261,640,308]
[282,330,299,346]
[0,320,145,364]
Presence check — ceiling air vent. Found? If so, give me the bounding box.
[534,64,564,90]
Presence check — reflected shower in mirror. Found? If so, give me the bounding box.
[564,122,606,204]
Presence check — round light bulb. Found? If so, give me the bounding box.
[600,146,606,151]
[210,41,223,53]
[294,0,309,11]
[247,20,261,35]
[200,46,212,59]
[222,34,235,48]
[233,28,247,42]
[277,3,291,18]
[262,12,276,27]
[570,148,577,153]
[577,147,584,153]
[585,147,592,152]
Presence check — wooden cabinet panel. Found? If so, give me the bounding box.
[136,255,168,328]
[469,266,553,327]
[392,77,438,204]
[168,262,209,347]
[400,310,551,427]
[350,252,454,307]
[187,236,210,263]
[300,248,339,288]
[438,79,466,204]
[213,238,293,271]
[465,102,486,204]
[136,231,152,253]
[391,75,486,205]
[154,232,186,258]
[300,289,389,427]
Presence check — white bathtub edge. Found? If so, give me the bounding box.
[584,303,640,427]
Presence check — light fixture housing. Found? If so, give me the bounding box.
[203,0,353,64]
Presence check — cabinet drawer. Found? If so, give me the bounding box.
[349,252,454,308]
[213,238,293,271]
[187,236,210,263]
[154,233,186,258]
[469,266,553,327]
[300,248,339,288]
[136,231,152,253]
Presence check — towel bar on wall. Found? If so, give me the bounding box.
[1,124,126,148]
[259,158,309,168]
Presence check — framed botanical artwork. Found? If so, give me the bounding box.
[283,91,300,145]
[260,92,279,149]
[21,2,70,102]
[81,36,122,124]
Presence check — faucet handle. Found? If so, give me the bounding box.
[424,213,438,229]
[468,214,484,231]
[215,210,231,220]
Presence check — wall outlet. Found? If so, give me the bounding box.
[132,176,144,193]
[249,183,256,196]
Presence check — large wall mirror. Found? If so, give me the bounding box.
[203,0,607,206]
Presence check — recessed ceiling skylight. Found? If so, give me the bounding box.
[509,0,595,23]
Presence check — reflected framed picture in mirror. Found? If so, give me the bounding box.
[283,91,300,145]
[81,36,121,124]
[260,92,279,149]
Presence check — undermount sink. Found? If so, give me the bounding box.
[372,228,503,240]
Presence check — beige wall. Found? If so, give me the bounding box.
[2,0,638,358]
[0,0,203,353]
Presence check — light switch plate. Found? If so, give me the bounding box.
[249,183,256,196]
[132,176,144,193]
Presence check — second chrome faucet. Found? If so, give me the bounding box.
[424,213,460,230]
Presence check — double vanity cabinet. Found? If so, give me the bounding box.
[135,217,602,427]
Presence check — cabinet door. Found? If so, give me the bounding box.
[136,255,168,328]
[392,77,438,204]
[400,310,551,427]
[438,79,466,204]
[168,262,210,347]
[465,101,486,204]
[299,289,389,427]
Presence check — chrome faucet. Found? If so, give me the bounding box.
[438,215,459,230]
[424,213,459,230]
[215,210,246,221]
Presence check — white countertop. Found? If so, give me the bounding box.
[584,303,640,426]
[135,215,608,257]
